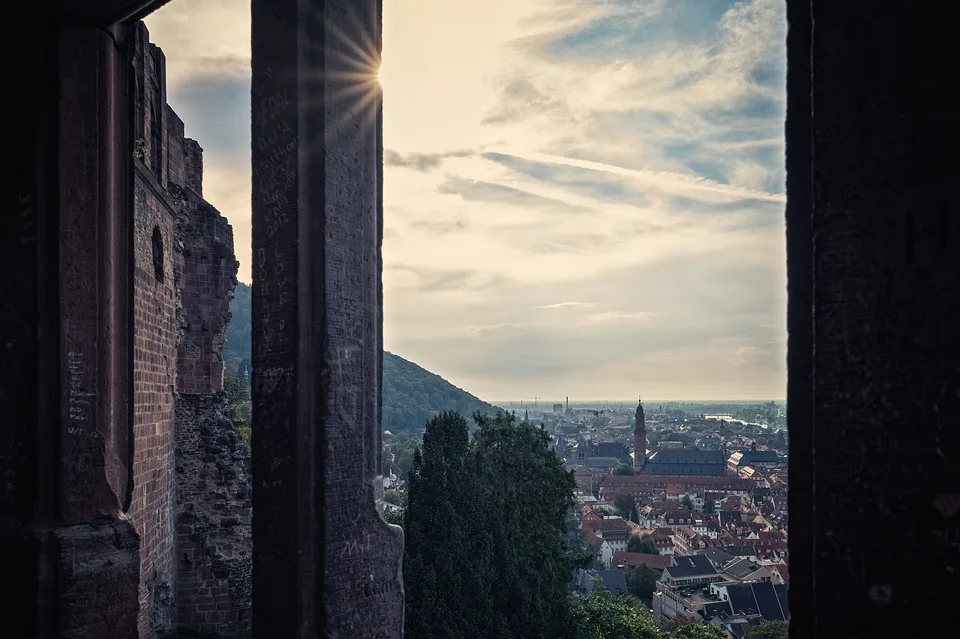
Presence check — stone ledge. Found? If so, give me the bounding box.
[54,517,141,639]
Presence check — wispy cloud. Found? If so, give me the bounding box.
[385,149,473,171]
[485,148,786,203]
[533,302,597,310]
[584,311,660,325]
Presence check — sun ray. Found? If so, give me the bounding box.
[296,0,382,154]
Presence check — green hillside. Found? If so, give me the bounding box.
[380,351,501,435]
[223,283,501,435]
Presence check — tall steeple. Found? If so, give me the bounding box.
[633,396,646,474]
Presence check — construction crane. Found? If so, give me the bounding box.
[524,396,541,407]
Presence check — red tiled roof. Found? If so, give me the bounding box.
[581,529,603,546]
[595,518,632,540]
[601,475,754,491]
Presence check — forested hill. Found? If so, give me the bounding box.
[224,283,501,435]
[380,351,501,435]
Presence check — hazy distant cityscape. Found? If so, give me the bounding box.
[380,394,789,637]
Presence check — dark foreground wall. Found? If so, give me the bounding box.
[250,0,404,636]
[788,2,960,638]
[3,1,960,638]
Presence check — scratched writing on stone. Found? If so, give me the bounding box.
[254,79,296,240]
[19,191,36,246]
[260,160,297,239]
[257,120,293,152]
[256,87,289,128]
[66,351,93,429]
[338,533,373,558]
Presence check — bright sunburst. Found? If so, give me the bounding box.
[302,0,382,145]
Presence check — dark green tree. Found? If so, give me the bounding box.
[749,620,789,639]
[627,534,659,555]
[627,564,658,600]
[773,429,787,450]
[614,494,637,522]
[703,498,716,514]
[403,410,579,639]
[680,495,694,509]
[403,411,475,638]
[613,464,635,476]
[470,411,579,638]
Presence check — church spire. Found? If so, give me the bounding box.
[633,394,646,474]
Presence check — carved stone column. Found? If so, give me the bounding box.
[250,0,403,636]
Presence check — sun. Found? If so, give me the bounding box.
[376,55,387,90]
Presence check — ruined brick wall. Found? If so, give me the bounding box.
[171,177,251,636]
[130,23,180,638]
[166,105,186,190]
[174,394,252,636]
[176,176,235,395]
[184,139,204,197]
[132,169,179,638]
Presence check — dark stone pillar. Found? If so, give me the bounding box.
[250,0,403,636]
[794,2,960,637]
[1,10,140,639]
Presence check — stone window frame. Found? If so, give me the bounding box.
[38,0,908,637]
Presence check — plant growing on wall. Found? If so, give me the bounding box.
[133,137,148,159]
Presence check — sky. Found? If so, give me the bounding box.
[145,0,787,403]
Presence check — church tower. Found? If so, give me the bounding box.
[634,396,646,474]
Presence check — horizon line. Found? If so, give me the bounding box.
[489,399,787,405]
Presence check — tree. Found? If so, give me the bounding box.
[614,494,637,522]
[627,564,658,600]
[668,624,727,639]
[403,410,580,639]
[383,490,403,506]
[703,498,716,514]
[223,372,250,405]
[773,429,787,450]
[403,411,474,638]
[749,621,789,639]
[613,464,635,476]
[627,534,659,555]
[469,411,579,638]
[680,494,694,509]
[384,508,404,526]
[571,580,661,639]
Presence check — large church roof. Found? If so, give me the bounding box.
[641,449,727,477]
[641,463,727,476]
[646,449,725,465]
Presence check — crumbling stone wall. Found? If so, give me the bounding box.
[175,183,236,395]
[171,174,251,636]
[184,139,204,197]
[174,394,252,636]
